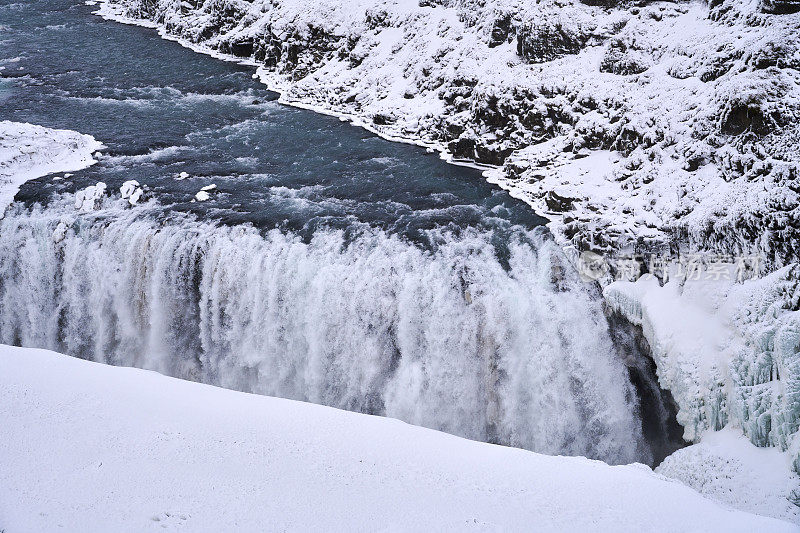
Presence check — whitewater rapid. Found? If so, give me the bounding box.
[0,196,651,465]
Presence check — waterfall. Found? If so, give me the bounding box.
[0,196,651,465]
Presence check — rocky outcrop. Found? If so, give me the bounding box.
[762,0,800,15]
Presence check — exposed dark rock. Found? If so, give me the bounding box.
[474,144,514,165]
[761,0,800,14]
[545,190,576,212]
[223,38,254,58]
[720,104,773,135]
[516,21,586,63]
[488,13,513,48]
[372,113,396,126]
[580,0,623,6]
[606,311,688,466]
[448,136,477,160]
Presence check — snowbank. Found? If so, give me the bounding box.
[0,121,103,216]
[0,345,795,531]
[656,427,800,522]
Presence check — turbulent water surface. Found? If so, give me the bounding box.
[0,0,682,465]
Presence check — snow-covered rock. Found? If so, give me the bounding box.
[74,181,107,211]
[99,0,800,266]
[120,179,145,205]
[0,345,795,531]
[193,183,216,202]
[52,217,72,244]
[0,121,103,217]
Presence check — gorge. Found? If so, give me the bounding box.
[1,0,798,525]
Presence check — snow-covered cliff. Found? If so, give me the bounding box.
[101,0,800,265]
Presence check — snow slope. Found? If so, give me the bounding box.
[0,121,103,217]
[0,345,796,532]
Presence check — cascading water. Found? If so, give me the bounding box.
[0,196,652,465]
[0,0,683,469]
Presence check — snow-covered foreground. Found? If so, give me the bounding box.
[0,121,103,216]
[0,345,795,532]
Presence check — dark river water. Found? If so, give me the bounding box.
[0,0,684,466]
[0,0,543,241]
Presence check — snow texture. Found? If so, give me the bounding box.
[1,344,796,532]
[0,121,103,217]
[656,427,800,522]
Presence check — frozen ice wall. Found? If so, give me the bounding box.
[605,270,800,477]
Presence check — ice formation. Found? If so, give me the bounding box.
[52,217,71,244]
[656,427,799,522]
[193,183,216,202]
[605,268,800,513]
